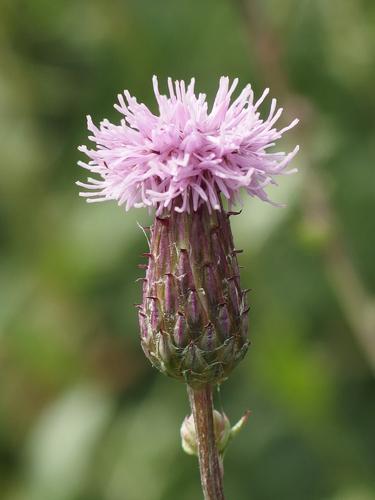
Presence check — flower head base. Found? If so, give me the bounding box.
[138,201,250,387]
[78,77,299,214]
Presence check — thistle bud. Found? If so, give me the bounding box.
[181,408,250,456]
[181,410,231,456]
[138,201,250,387]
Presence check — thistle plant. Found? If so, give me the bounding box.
[78,76,298,499]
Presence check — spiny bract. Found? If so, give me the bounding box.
[138,201,250,387]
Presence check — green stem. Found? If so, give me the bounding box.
[187,384,225,500]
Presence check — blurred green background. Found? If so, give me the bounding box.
[1,0,375,499]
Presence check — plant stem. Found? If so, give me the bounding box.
[187,384,225,500]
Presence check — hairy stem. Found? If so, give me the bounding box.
[187,384,225,500]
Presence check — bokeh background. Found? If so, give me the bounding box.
[1,0,375,499]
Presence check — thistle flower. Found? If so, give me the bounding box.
[78,77,299,387]
[77,76,299,214]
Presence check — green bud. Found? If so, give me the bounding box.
[181,410,231,456]
[181,409,251,456]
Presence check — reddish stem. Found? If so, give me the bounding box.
[187,384,225,500]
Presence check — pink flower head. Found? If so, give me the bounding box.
[77,76,299,214]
